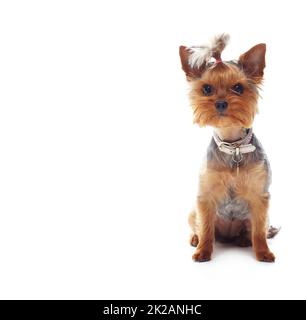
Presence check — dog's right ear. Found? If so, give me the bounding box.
[179,46,206,80]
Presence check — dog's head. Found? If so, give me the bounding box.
[179,34,266,128]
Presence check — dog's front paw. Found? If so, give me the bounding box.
[256,250,275,263]
[192,250,212,262]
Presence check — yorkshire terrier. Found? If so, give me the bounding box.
[179,34,278,262]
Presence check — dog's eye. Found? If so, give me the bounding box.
[232,83,244,94]
[202,84,214,96]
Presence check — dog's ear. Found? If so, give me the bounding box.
[239,44,266,80]
[179,46,206,80]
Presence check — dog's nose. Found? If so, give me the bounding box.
[215,100,228,112]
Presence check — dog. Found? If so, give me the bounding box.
[179,34,278,262]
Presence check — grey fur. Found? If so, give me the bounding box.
[218,196,250,220]
[206,132,271,220]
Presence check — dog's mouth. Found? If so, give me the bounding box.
[204,113,248,128]
[195,108,252,128]
[213,113,229,119]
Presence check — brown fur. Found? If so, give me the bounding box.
[181,40,275,262]
[189,163,274,262]
[190,63,258,128]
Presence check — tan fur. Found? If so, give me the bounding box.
[189,162,274,262]
[190,63,258,128]
[180,39,274,262]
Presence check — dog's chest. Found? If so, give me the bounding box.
[217,172,251,220]
[217,195,250,220]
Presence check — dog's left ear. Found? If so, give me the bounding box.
[239,44,266,80]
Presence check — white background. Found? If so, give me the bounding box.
[0,0,305,299]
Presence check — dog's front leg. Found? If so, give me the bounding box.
[238,163,275,262]
[192,196,216,262]
[250,195,275,262]
[192,169,228,262]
